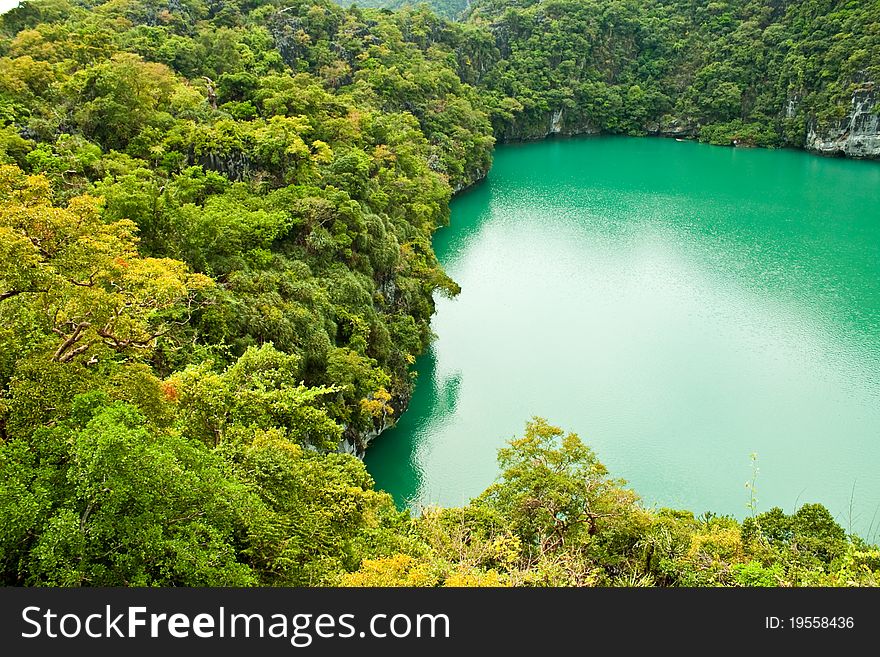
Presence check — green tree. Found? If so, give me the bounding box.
[477,418,639,556]
[0,395,258,586]
[0,165,213,366]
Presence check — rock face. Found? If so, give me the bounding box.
[494,85,880,161]
[500,108,600,141]
[806,83,880,158]
[549,108,564,134]
[335,402,391,459]
[502,108,702,143]
[645,116,699,139]
[338,421,392,458]
[452,166,489,193]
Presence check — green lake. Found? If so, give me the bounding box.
[365,136,880,538]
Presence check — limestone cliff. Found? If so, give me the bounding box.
[498,108,600,141]
[645,116,699,139]
[338,419,394,458]
[806,83,880,158]
[495,86,880,162]
[452,166,489,193]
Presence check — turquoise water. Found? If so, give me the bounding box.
[365,136,880,538]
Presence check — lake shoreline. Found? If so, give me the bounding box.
[368,136,880,539]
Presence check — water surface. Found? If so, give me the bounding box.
[365,137,880,538]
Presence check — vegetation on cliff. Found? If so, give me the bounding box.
[471,0,880,146]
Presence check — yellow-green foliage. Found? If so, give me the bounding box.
[443,568,508,587]
[340,554,438,587]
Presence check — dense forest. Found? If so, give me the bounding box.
[335,0,880,148]
[0,0,878,586]
[466,0,880,147]
[334,0,472,21]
